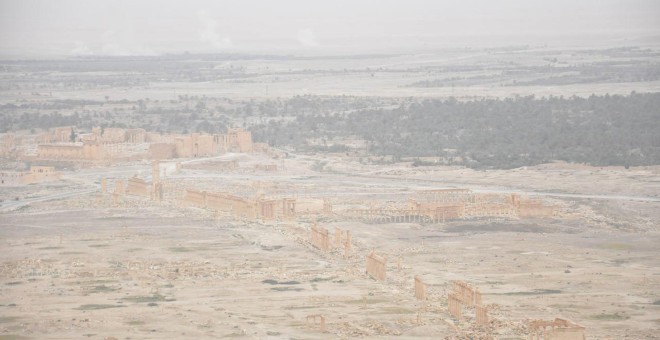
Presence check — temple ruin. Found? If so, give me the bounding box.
[224,128,253,153]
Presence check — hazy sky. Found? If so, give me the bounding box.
[1,0,659,57]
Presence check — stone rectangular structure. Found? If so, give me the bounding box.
[254,164,277,172]
[366,251,386,281]
[475,305,489,325]
[305,314,326,333]
[150,143,177,159]
[310,224,330,252]
[125,177,150,198]
[37,142,104,161]
[0,166,60,186]
[184,189,207,208]
[205,192,257,219]
[224,128,253,152]
[344,230,352,258]
[528,318,585,340]
[114,179,125,196]
[282,198,296,219]
[448,292,462,320]
[181,188,298,221]
[452,280,481,306]
[414,276,427,300]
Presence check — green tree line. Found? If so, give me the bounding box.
[251,92,660,168]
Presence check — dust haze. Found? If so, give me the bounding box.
[0,1,659,339]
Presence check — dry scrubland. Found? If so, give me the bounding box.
[2,46,660,104]
[1,46,660,339]
[1,153,659,339]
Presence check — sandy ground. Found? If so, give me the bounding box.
[1,156,659,339]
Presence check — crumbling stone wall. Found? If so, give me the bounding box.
[296,198,324,215]
[184,189,207,208]
[182,188,299,221]
[150,143,176,159]
[254,164,277,172]
[0,166,60,186]
[24,166,60,183]
[0,134,15,157]
[0,171,24,186]
[125,177,150,198]
[407,190,559,221]
[15,126,256,162]
[409,199,465,220]
[205,192,257,219]
[528,318,586,340]
[39,126,73,143]
[415,189,474,203]
[516,200,557,217]
[464,203,516,218]
[37,142,104,161]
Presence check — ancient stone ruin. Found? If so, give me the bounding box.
[452,280,482,306]
[254,164,277,172]
[310,223,331,252]
[447,292,462,320]
[475,305,489,326]
[528,318,586,340]
[182,189,301,221]
[3,126,256,164]
[0,166,60,186]
[305,314,326,333]
[414,275,427,300]
[366,251,386,281]
[340,189,558,224]
[125,176,150,198]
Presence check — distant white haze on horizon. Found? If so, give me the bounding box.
[1,0,659,58]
